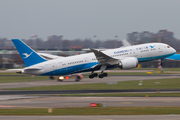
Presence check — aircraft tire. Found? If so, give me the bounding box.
[161,62,165,66]
[99,74,104,78]
[93,73,98,77]
[89,74,94,79]
[103,73,108,77]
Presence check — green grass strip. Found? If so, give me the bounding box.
[0,76,49,83]
[1,107,180,115]
[7,78,180,90]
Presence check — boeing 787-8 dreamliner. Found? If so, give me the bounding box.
[12,39,176,80]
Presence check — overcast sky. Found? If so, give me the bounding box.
[0,0,180,40]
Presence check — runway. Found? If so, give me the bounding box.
[1,115,180,120]
[1,96,180,108]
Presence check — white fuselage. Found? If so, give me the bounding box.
[23,43,176,76]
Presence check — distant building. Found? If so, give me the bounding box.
[47,35,63,49]
[127,30,179,51]
[127,31,155,44]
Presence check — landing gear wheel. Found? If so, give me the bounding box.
[89,74,94,79]
[89,73,98,79]
[161,62,165,66]
[93,73,98,77]
[99,74,104,78]
[103,73,108,77]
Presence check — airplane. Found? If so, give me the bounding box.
[11,39,176,80]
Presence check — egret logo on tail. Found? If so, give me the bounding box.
[23,52,33,58]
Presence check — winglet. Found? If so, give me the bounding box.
[12,39,47,67]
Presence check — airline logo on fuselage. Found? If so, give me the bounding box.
[23,52,33,58]
[149,45,155,48]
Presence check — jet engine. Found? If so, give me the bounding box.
[118,57,138,69]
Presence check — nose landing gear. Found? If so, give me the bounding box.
[161,62,165,66]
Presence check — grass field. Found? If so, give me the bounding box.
[0,76,49,83]
[1,107,180,115]
[0,72,49,83]
[7,78,180,90]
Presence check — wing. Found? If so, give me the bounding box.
[90,48,119,65]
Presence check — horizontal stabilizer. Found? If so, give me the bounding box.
[24,66,43,70]
[38,53,63,60]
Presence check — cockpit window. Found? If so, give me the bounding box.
[167,46,170,48]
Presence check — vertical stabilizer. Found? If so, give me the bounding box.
[12,39,47,67]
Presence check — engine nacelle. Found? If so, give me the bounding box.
[118,57,138,69]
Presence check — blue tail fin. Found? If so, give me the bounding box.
[12,39,47,67]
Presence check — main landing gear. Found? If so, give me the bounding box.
[89,73,98,79]
[89,65,108,79]
[89,72,108,79]
[98,72,108,78]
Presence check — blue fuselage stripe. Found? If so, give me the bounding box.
[138,53,175,62]
[42,62,98,76]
